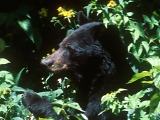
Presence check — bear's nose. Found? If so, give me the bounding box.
[41,58,53,68]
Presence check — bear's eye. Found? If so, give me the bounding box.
[66,44,72,49]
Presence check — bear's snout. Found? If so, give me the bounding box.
[41,56,54,69]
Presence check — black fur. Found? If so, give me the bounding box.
[22,92,63,119]
[23,11,132,120]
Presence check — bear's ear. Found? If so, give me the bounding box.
[77,11,92,25]
[91,22,106,40]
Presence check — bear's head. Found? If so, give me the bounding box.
[41,11,111,74]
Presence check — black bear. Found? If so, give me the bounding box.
[22,92,64,120]
[22,11,133,120]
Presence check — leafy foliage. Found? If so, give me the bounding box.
[0,0,160,119]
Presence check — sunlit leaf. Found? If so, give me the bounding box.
[145,56,160,67]
[0,82,11,90]
[0,104,7,113]
[141,80,153,85]
[86,4,93,17]
[12,117,23,120]
[151,15,159,26]
[128,71,151,84]
[103,18,109,28]
[18,19,34,43]
[127,12,134,17]
[0,58,10,65]
[53,106,62,115]
[0,71,14,84]
[12,86,26,92]
[119,0,124,8]
[123,16,129,25]
[142,41,149,53]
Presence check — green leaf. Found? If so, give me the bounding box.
[53,106,62,115]
[136,90,148,99]
[142,41,149,53]
[66,29,74,36]
[132,30,140,42]
[38,89,63,99]
[128,71,151,84]
[86,4,93,17]
[0,82,11,90]
[127,12,134,17]
[12,86,26,92]
[154,102,160,115]
[123,16,129,25]
[0,58,10,65]
[0,71,14,84]
[102,5,108,14]
[103,18,109,28]
[15,68,25,85]
[136,23,145,38]
[0,104,7,113]
[137,44,143,57]
[118,0,124,8]
[12,117,23,120]
[156,27,160,38]
[139,100,150,108]
[151,15,159,26]
[66,102,84,112]
[18,19,34,43]
[143,15,151,23]
[154,72,160,89]
[150,93,160,113]
[146,56,160,67]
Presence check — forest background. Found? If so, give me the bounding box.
[0,0,160,119]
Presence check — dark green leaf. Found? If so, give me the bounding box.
[143,15,151,23]
[150,93,160,113]
[154,72,160,89]
[15,68,25,85]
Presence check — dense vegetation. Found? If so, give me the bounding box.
[0,0,160,119]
